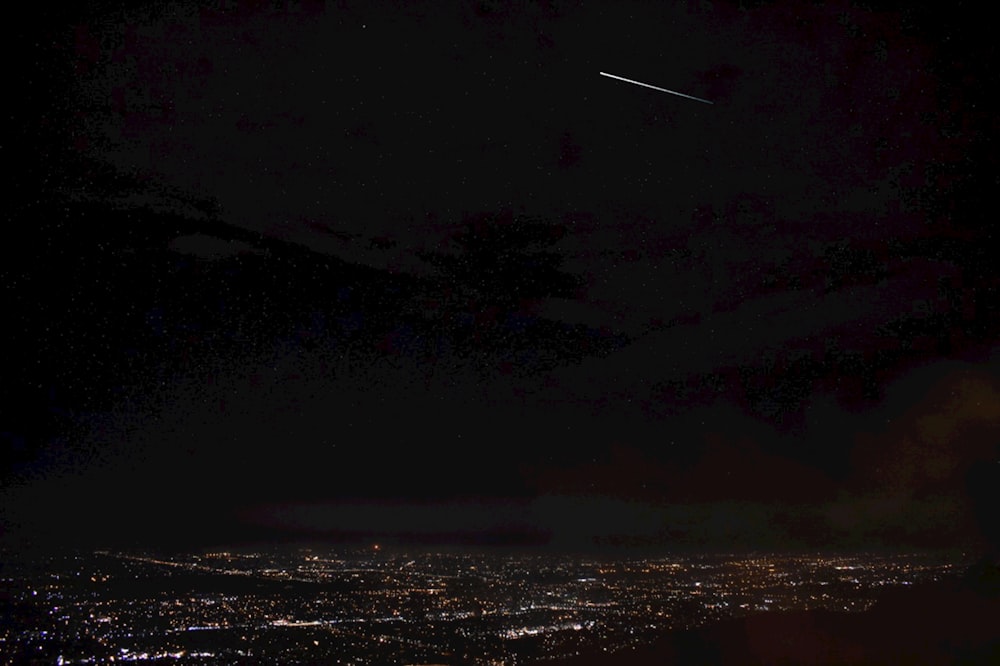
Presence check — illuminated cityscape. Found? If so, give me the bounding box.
[5,3,998,665]
[2,547,971,665]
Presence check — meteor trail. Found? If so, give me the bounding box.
[599,71,713,105]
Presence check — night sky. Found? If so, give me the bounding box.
[4,0,998,553]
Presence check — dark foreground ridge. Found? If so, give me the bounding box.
[542,557,1000,666]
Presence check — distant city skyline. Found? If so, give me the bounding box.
[2,546,979,664]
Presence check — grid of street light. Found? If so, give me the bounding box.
[3,548,969,665]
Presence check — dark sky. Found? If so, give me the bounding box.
[4,0,998,553]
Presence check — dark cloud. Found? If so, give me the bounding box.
[169,233,258,259]
[4,0,997,552]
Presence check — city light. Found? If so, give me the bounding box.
[1,548,970,665]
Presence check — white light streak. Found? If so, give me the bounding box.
[599,71,713,105]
